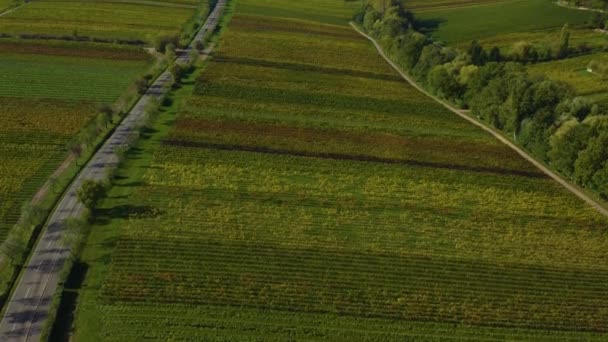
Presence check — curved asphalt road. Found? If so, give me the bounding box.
[0,1,225,340]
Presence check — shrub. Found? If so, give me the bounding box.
[77,180,107,210]
[155,35,180,53]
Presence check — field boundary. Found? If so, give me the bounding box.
[555,0,607,13]
[0,2,25,17]
[351,22,608,218]
[0,0,227,339]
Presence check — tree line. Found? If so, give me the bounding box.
[354,2,608,199]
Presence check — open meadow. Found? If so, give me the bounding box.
[0,0,17,13]
[0,0,199,43]
[528,51,608,100]
[408,0,591,45]
[66,0,608,340]
[0,40,151,239]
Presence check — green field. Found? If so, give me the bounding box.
[528,52,608,99]
[0,41,150,239]
[0,0,196,42]
[0,0,17,13]
[411,0,592,45]
[67,0,608,340]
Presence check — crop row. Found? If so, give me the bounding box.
[0,1,194,42]
[93,302,608,342]
[100,234,608,331]
[0,52,149,102]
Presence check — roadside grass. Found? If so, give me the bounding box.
[69,0,608,340]
[411,0,592,45]
[0,43,151,240]
[68,55,202,342]
[0,0,194,42]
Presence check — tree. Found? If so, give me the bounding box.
[397,31,428,70]
[548,120,590,176]
[511,41,536,63]
[170,63,187,83]
[70,142,83,161]
[195,40,205,52]
[363,8,381,32]
[427,65,462,101]
[591,162,608,198]
[412,44,451,80]
[98,104,114,128]
[558,24,570,58]
[574,131,608,185]
[155,34,179,53]
[0,231,27,266]
[468,40,487,65]
[589,12,605,29]
[488,46,502,62]
[78,180,107,210]
[380,5,410,38]
[136,77,149,95]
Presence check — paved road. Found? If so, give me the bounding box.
[352,23,608,218]
[0,1,225,340]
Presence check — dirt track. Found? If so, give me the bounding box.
[351,22,608,218]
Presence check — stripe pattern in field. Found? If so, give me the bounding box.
[0,0,197,42]
[0,44,150,239]
[75,0,608,340]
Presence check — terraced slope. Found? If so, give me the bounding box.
[71,0,608,340]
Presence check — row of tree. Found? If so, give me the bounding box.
[355,2,608,198]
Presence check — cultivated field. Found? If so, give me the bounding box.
[409,0,591,45]
[69,0,608,340]
[0,40,150,239]
[0,0,16,13]
[0,0,197,42]
[528,52,608,99]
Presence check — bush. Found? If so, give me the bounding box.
[155,34,180,53]
[77,180,107,210]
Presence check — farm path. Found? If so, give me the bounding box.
[351,22,608,218]
[0,1,226,341]
[0,2,25,17]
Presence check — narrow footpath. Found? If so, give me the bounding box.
[0,1,226,340]
[351,23,608,218]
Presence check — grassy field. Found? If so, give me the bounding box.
[528,52,608,99]
[0,0,17,13]
[63,0,608,340]
[0,41,150,239]
[458,25,608,49]
[410,0,592,45]
[0,0,197,42]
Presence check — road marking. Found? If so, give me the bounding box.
[25,287,31,299]
[46,240,52,248]
[10,323,15,332]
